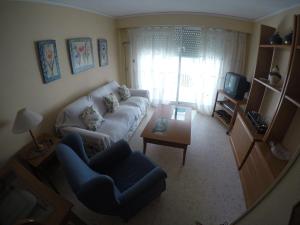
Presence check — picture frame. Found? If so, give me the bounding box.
[67,37,94,74]
[98,39,108,67]
[36,40,61,83]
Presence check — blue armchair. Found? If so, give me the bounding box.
[55,133,167,220]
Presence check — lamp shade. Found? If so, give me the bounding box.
[12,108,43,134]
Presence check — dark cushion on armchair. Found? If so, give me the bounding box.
[56,133,167,220]
[107,152,155,192]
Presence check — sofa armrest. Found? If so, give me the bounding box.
[118,166,167,205]
[60,127,112,153]
[129,89,150,100]
[89,140,132,173]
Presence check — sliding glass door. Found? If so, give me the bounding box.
[128,26,246,114]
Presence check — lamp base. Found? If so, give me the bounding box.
[33,143,46,153]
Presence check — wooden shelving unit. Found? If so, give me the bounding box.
[259,44,291,49]
[230,15,300,208]
[285,95,300,108]
[212,89,247,133]
[239,141,288,208]
[254,77,282,93]
[213,111,231,128]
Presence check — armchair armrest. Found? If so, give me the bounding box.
[77,176,120,212]
[60,127,112,152]
[129,89,150,100]
[118,167,167,205]
[89,140,132,173]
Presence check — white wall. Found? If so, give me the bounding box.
[0,2,120,164]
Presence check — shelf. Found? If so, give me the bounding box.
[217,100,234,115]
[285,95,300,108]
[214,111,230,128]
[218,89,247,105]
[255,142,288,178]
[237,111,265,141]
[254,78,282,93]
[260,44,291,49]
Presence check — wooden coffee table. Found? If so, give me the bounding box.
[141,104,191,166]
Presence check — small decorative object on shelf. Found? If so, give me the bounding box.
[269,32,283,45]
[268,65,281,85]
[283,31,293,45]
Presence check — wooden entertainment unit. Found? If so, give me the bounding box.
[212,89,247,134]
[230,15,300,208]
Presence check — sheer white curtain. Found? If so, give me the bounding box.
[128,27,247,114]
[128,27,180,105]
[180,28,247,114]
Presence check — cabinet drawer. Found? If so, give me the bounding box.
[230,113,254,168]
[240,143,274,208]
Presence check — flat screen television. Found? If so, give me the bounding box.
[224,72,250,100]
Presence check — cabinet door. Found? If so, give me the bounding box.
[240,143,274,208]
[230,113,254,168]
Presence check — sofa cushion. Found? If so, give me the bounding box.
[100,105,139,142]
[90,81,121,115]
[104,93,119,113]
[80,106,104,131]
[118,85,131,100]
[57,96,94,129]
[121,96,149,115]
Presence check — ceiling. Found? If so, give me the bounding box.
[23,0,300,20]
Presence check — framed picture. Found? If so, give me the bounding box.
[98,39,108,67]
[36,40,61,83]
[67,37,94,74]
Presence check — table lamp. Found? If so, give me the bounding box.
[12,108,44,151]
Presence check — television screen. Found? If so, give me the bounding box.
[224,72,250,100]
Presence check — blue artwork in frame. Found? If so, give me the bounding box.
[67,37,94,74]
[37,40,61,83]
[98,39,108,67]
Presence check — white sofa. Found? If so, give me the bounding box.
[55,81,149,157]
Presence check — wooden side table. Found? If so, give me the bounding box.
[17,134,60,193]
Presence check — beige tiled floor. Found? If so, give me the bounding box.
[53,110,246,225]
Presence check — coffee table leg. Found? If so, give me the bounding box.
[143,139,147,154]
[182,147,187,166]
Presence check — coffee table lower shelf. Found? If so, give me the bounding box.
[143,137,188,166]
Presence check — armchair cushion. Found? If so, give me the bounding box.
[106,152,157,192]
[119,167,167,204]
[89,140,132,173]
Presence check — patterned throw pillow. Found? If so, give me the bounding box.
[118,85,131,100]
[80,106,104,131]
[103,93,119,112]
